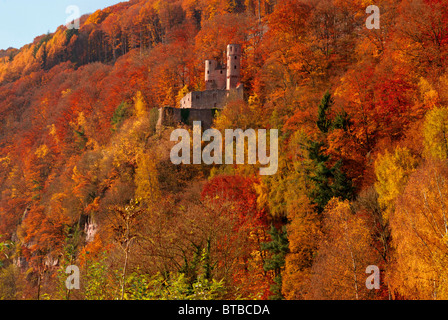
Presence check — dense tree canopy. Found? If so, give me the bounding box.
[1,0,448,300]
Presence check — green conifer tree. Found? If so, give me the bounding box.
[261,225,289,300]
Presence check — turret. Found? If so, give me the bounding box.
[226,44,241,90]
[205,59,217,90]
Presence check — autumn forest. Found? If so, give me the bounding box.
[0,0,447,300]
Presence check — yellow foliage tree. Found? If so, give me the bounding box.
[255,129,321,299]
[374,146,418,221]
[133,91,147,118]
[176,85,189,108]
[307,198,377,300]
[134,151,161,209]
[389,160,448,299]
[418,77,439,109]
[282,191,320,300]
[423,106,448,160]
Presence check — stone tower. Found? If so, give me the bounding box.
[226,44,241,90]
[205,59,226,90]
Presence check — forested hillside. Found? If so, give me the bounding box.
[1,0,448,300]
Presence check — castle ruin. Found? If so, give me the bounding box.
[158,44,244,128]
[180,44,244,110]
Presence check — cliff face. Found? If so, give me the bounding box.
[84,218,98,244]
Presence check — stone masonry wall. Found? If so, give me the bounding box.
[180,89,228,110]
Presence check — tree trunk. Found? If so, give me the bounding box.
[120,243,130,300]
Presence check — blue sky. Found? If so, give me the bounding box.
[0,0,126,50]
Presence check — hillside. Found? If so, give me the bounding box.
[1,0,448,300]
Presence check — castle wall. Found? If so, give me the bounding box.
[158,107,217,129]
[180,89,228,110]
[212,69,227,90]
